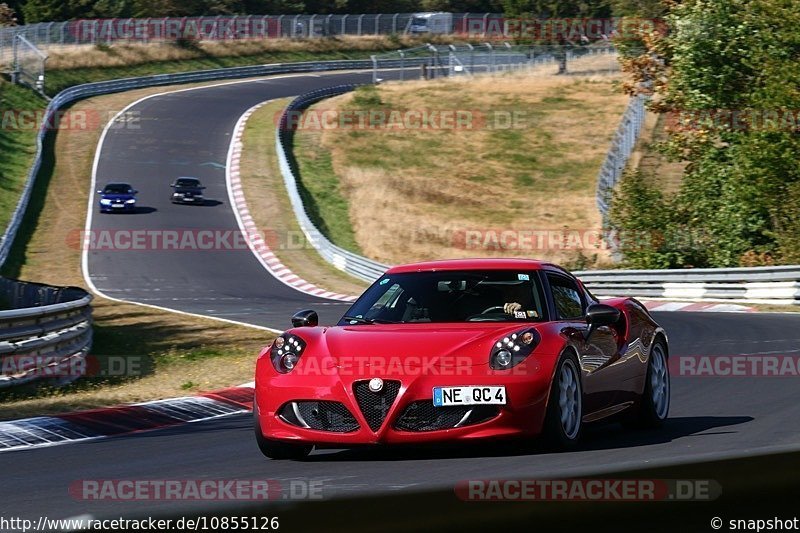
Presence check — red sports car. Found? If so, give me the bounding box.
[254,259,670,459]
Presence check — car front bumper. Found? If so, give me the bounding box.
[100,202,135,212]
[254,358,554,446]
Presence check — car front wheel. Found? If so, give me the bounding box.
[542,352,583,450]
[254,408,312,460]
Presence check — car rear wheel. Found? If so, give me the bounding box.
[542,352,583,450]
[625,339,670,428]
[254,408,312,460]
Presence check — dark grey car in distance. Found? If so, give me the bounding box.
[170,177,206,205]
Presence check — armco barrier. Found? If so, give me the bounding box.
[0,278,93,388]
[275,84,390,282]
[574,266,800,304]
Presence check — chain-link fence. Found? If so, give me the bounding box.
[11,34,47,94]
[372,43,618,82]
[0,14,512,66]
[596,94,648,224]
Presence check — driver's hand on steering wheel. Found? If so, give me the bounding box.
[503,302,522,314]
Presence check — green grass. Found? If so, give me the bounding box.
[0,80,45,244]
[46,48,380,95]
[292,127,362,253]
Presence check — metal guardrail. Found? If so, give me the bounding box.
[574,266,800,304]
[0,278,92,388]
[276,84,390,282]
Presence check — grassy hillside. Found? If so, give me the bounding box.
[0,80,44,242]
[294,60,627,268]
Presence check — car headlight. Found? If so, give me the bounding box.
[99,199,111,205]
[125,199,135,204]
[489,328,540,370]
[270,334,307,374]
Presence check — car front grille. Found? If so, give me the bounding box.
[278,401,359,432]
[394,401,499,432]
[353,380,401,431]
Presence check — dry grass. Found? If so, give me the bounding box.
[0,81,275,420]
[633,112,686,193]
[300,66,628,268]
[46,35,462,71]
[239,99,369,296]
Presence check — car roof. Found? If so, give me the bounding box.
[176,177,200,181]
[104,182,133,187]
[385,258,567,274]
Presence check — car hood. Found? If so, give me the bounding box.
[298,323,539,369]
[100,194,135,201]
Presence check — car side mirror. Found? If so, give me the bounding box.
[133,190,138,194]
[584,303,620,340]
[291,309,318,328]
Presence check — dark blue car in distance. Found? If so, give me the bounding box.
[97,183,137,213]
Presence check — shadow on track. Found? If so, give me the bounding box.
[299,415,754,462]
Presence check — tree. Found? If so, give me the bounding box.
[614,0,800,267]
[20,0,71,22]
[0,2,17,26]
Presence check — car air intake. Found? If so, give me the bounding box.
[394,402,499,432]
[353,380,401,431]
[278,401,359,432]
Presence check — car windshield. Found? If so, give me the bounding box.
[175,178,200,187]
[411,17,427,25]
[340,270,547,324]
[103,184,133,194]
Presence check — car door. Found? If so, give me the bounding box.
[545,272,620,415]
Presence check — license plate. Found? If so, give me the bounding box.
[433,386,506,406]
[112,204,124,208]
[184,197,194,201]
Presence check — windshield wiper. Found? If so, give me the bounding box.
[341,316,399,324]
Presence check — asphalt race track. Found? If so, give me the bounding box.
[86,70,409,329]
[4,302,800,519]
[3,71,800,522]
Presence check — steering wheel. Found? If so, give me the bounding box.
[479,305,507,315]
